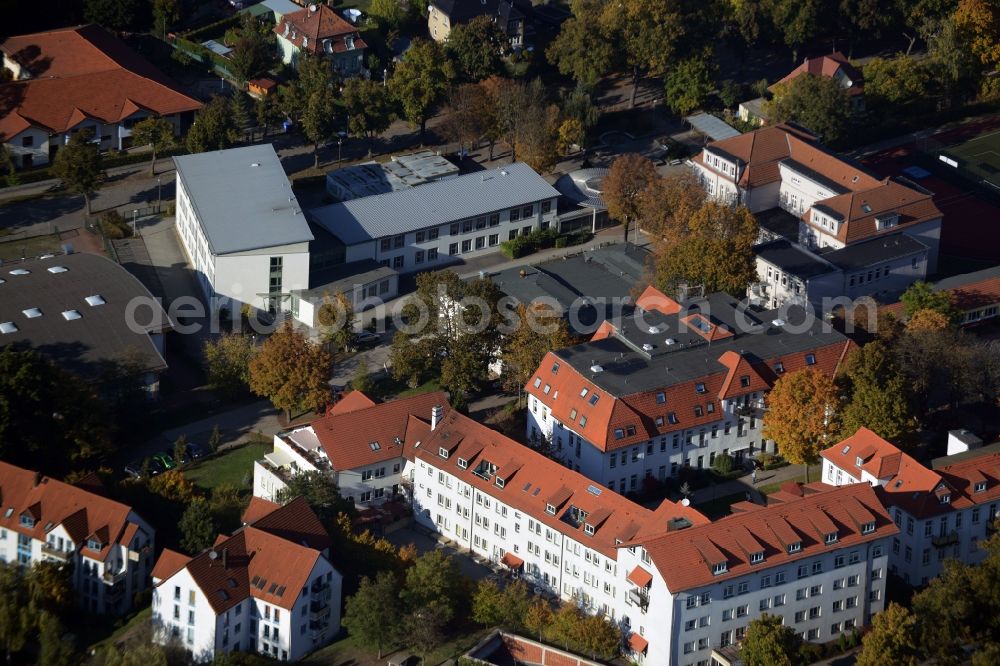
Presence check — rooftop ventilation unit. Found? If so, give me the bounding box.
[771,319,786,327]
[0,322,17,334]
[85,295,106,307]
[46,266,68,274]
[648,325,660,334]
[61,310,82,321]
[22,308,42,319]
[590,364,604,373]
[642,343,654,352]
[665,338,676,346]
[9,269,29,276]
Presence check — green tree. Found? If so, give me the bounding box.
[389,333,438,388]
[52,128,102,216]
[84,0,139,31]
[369,0,406,29]
[602,152,658,243]
[856,603,918,666]
[740,613,802,666]
[838,341,916,443]
[179,498,215,554]
[350,357,376,394]
[766,74,852,146]
[514,102,561,173]
[230,13,274,84]
[186,95,239,153]
[900,280,958,321]
[37,612,75,666]
[208,424,223,453]
[401,550,464,617]
[389,38,456,138]
[440,83,492,153]
[0,347,112,473]
[231,93,251,137]
[255,94,284,140]
[446,15,507,81]
[579,613,621,660]
[405,601,450,663]
[130,117,175,176]
[500,303,572,398]
[173,435,188,469]
[546,0,616,89]
[762,368,841,482]
[275,470,355,524]
[524,598,553,641]
[0,564,35,664]
[639,169,706,241]
[301,86,339,168]
[317,291,356,350]
[342,78,394,155]
[343,572,401,658]
[203,333,256,398]
[248,323,332,419]
[27,562,74,615]
[560,86,600,133]
[664,52,716,115]
[761,0,824,61]
[152,0,180,39]
[864,55,929,111]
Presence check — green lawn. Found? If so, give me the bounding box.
[303,626,491,666]
[369,375,444,401]
[184,441,271,492]
[83,606,152,656]
[693,492,747,520]
[758,464,822,495]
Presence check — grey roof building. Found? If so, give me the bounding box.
[173,144,313,255]
[325,150,459,201]
[0,253,169,389]
[310,162,560,246]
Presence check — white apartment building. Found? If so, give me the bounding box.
[309,162,560,273]
[0,461,155,615]
[173,145,313,316]
[692,124,943,273]
[821,428,1000,586]
[631,482,894,666]
[151,497,342,662]
[253,391,448,506]
[407,407,710,625]
[525,286,855,489]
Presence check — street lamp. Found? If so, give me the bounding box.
[157,176,162,213]
[383,68,387,87]
[132,209,138,237]
[337,131,347,167]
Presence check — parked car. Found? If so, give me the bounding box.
[185,443,207,461]
[147,458,166,477]
[153,451,176,471]
[124,461,144,479]
[355,330,380,348]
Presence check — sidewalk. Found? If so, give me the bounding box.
[687,462,814,506]
[0,154,176,205]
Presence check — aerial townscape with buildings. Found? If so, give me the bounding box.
[1,0,1000,665]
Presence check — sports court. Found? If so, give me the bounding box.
[936,129,1000,192]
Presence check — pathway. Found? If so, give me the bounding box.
[687,462,817,506]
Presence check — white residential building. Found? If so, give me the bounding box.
[151,497,342,662]
[253,390,448,506]
[524,286,855,489]
[692,124,943,273]
[309,162,560,273]
[821,427,1000,586]
[630,482,894,666]
[173,145,313,316]
[0,461,155,615]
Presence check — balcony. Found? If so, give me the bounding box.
[628,588,649,611]
[932,532,959,548]
[103,569,127,585]
[40,544,71,562]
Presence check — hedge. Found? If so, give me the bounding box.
[499,227,560,259]
[7,146,187,188]
[182,15,241,42]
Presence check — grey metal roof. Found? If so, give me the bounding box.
[173,145,313,255]
[821,233,927,272]
[555,168,608,210]
[326,150,459,201]
[755,239,836,280]
[554,294,848,396]
[931,264,1000,292]
[309,162,560,245]
[685,113,741,141]
[755,207,801,241]
[0,253,169,379]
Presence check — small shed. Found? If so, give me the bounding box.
[248,77,278,99]
[684,112,742,142]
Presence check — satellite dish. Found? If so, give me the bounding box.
[681,498,691,507]
[208,550,219,560]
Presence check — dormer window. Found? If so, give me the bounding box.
[740,375,751,387]
[861,522,875,534]
[774,362,785,374]
[543,384,551,395]
[656,392,666,404]
[19,515,34,528]
[579,388,589,398]
[976,481,988,493]
[855,456,863,468]
[87,538,101,550]
[588,393,600,406]
[805,354,816,366]
[668,412,678,424]
[614,428,625,439]
[579,416,588,427]
[824,532,838,545]
[712,562,727,575]
[694,406,703,417]
[655,416,664,427]
[545,503,556,515]
[584,523,595,536]
[457,457,468,469]
[750,551,764,564]
[787,541,801,554]
[438,447,449,459]
[939,494,951,504]
[695,383,706,394]
[533,378,542,388]
[569,408,578,421]
[495,476,505,488]
[552,362,560,374]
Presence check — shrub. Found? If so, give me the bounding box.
[712,452,735,475]
[554,236,568,248]
[99,210,130,239]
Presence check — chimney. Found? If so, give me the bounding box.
[33,471,41,487]
[222,547,228,569]
[431,405,443,430]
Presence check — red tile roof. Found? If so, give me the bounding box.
[772,52,864,96]
[304,391,448,471]
[500,551,524,569]
[629,633,649,654]
[243,496,331,553]
[638,483,896,593]
[627,565,653,588]
[635,285,681,316]
[882,267,1000,322]
[807,179,942,244]
[410,410,707,558]
[275,5,366,56]
[153,497,331,614]
[527,339,853,452]
[0,461,147,562]
[0,24,202,139]
[821,427,941,493]
[241,496,280,526]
